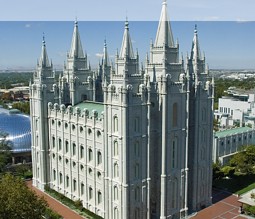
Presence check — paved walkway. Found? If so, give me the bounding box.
[192,188,247,219]
[26,180,85,219]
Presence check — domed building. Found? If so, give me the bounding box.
[0,106,31,164]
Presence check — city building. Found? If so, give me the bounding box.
[30,1,214,218]
[0,106,31,164]
[216,87,255,129]
[213,127,255,165]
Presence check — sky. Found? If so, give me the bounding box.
[0,0,255,70]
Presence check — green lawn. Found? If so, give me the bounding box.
[213,174,255,195]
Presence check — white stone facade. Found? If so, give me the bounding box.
[30,1,214,218]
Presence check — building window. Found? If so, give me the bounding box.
[89,187,93,199]
[59,156,62,162]
[173,103,178,127]
[89,148,93,161]
[52,136,55,148]
[113,116,118,132]
[80,165,84,171]
[72,124,75,131]
[66,176,69,187]
[81,183,84,195]
[135,163,139,179]
[135,187,140,202]
[80,145,84,159]
[134,142,140,157]
[58,138,62,151]
[114,208,119,219]
[65,158,69,165]
[114,163,119,178]
[113,141,118,156]
[134,117,140,132]
[114,186,118,200]
[58,121,61,127]
[53,169,56,181]
[72,143,76,156]
[98,191,102,204]
[97,171,102,180]
[97,130,101,137]
[97,151,102,165]
[59,172,63,184]
[65,141,69,153]
[80,126,84,133]
[65,122,68,129]
[73,161,76,168]
[88,168,93,176]
[172,138,177,168]
[73,179,77,191]
[88,128,92,135]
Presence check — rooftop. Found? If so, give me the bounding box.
[215,126,253,138]
[74,101,104,118]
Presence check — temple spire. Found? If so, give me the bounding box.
[190,24,201,60]
[103,39,110,66]
[39,34,51,68]
[119,19,134,58]
[154,0,174,47]
[69,20,85,58]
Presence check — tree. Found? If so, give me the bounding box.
[0,132,12,172]
[0,174,48,219]
[230,145,255,174]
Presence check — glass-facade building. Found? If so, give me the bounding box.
[0,106,31,163]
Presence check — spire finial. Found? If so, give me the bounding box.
[75,17,78,26]
[163,0,167,5]
[42,32,45,45]
[194,24,198,34]
[125,17,129,29]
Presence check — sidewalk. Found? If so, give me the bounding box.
[26,180,85,219]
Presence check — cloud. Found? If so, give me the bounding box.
[96,53,103,58]
[25,24,31,28]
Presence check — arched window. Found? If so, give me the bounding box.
[65,140,69,153]
[59,172,63,184]
[89,187,93,199]
[134,142,140,157]
[135,163,139,179]
[114,207,119,219]
[173,103,178,127]
[134,117,140,132]
[52,136,56,148]
[113,116,118,132]
[113,141,118,156]
[66,175,69,187]
[53,169,56,181]
[114,186,118,200]
[72,143,76,156]
[98,191,102,204]
[73,179,77,191]
[97,151,102,165]
[135,187,140,202]
[89,148,93,161]
[114,163,119,178]
[80,145,84,159]
[81,183,84,195]
[58,138,62,151]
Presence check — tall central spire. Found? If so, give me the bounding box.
[154,0,174,47]
[39,35,51,68]
[190,25,201,60]
[69,20,85,58]
[103,39,110,66]
[119,20,134,58]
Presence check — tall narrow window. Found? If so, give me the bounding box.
[135,187,140,202]
[89,187,93,199]
[65,141,69,153]
[52,136,55,148]
[73,179,77,191]
[81,183,84,195]
[135,163,139,179]
[98,191,102,204]
[172,138,177,169]
[58,138,62,151]
[80,145,84,159]
[66,176,69,187]
[113,116,118,132]
[97,151,102,165]
[134,142,140,157]
[53,169,56,181]
[113,141,118,156]
[114,208,119,219]
[59,172,63,184]
[89,149,93,161]
[134,117,140,132]
[114,163,119,178]
[114,186,118,200]
[72,143,76,156]
[173,103,178,127]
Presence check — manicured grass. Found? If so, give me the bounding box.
[213,174,255,195]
